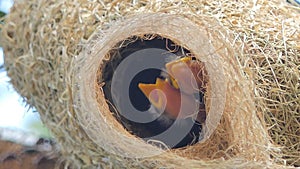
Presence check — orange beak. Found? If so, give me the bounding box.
[138,78,198,119]
[166,57,207,94]
[138,78,168,111]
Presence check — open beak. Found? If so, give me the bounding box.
[138,78,168,110]
[166,57,207,94]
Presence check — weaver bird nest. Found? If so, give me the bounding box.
[0,0,299,168]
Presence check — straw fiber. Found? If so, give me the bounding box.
[1,0,299,168]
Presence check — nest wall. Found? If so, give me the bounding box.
[0,0,299,168]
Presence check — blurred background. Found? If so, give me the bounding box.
[0,0,51,144]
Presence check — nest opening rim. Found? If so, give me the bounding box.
[74,13,233,160]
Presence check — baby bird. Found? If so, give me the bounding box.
[138,78,199,119]
[138,56,207,123]
[165,57,207,94]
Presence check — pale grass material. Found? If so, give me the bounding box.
[0,0,299,168]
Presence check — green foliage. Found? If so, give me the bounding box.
[27,121,53,138]
[0,11,5,32]
[0,11,5,18]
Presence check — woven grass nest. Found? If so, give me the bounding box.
[1,0,299,168]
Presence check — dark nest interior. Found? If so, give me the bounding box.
[99,35,208,149]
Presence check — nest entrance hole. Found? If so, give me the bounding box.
[100,35,207,149]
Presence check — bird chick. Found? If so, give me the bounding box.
[138,56,207,122]
[166,57,207,94]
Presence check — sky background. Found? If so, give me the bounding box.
[0,0,50,138]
